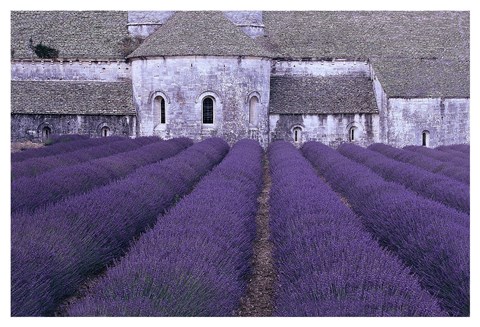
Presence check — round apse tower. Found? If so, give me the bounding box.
[128,11,272,146]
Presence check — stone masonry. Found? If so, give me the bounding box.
[10,11,469,147]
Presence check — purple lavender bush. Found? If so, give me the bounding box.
[12,138,192,214]
[11,138,229,316]
[268,141,444,316]
[11,135,124,163]
[435,146,469,160]
[302,141,469,316]
[404,145,469,168]
[66,139,263,316]
[436,144,469,155]
[368,143,469,185]
[338,143,469,214]
[12,136,159,180]
[45,134,90,145]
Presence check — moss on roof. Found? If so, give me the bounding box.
[10,11,470,99]
[11,11,129,60]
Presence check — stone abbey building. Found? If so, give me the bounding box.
[11,11,469,148]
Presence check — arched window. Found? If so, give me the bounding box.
[202,97,214,124]
[293,126,302,143]
[42,126,51,141]
[349,126,357,142]
[101,126,110,137]
[422,130,430,147]
[153,96,166,126]
[249,96,259,127]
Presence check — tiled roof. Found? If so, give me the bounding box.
[11,11,470,98]
[11,81,135,115]
[372,59,469,98]
[11,11,129,60]
[263,11,469,61]
[128,11,272,58]
[269,76,378,114]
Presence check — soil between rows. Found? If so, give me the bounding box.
[235,154,276,316]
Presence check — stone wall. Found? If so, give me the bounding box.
[223,11,265,38]
[269,113,380,148]
[11,114,136,142]
[11,60,131,81]
[370,65,389,143]
[271,60,370,77]
[127,11,175,39]
[269,59,379,147]
[386,98,469,147]
[131,56,271,147]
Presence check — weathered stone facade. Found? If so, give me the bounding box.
[11,114,135,142]
[386,98,470,148]
[11,60,131,82]
[10,80,136,142]
[127,11,175,39]
[223,11,265,38]
[10,11,470,147]
[270,113,379,148]
[131,56,271,147]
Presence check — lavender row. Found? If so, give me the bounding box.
[435,147,469,160]
[338,143,469,214]
[268,141,443,316]
[404,145,469,168]
[12,136,159,180]
[67,139,262,316]
[11,135,124,162]
[11,138,229,316]
[368,143,469,185]
[12,138,192,214]
[436,144,469,155]
[302,141,469,316]
[45,134,90,145]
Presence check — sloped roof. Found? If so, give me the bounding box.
[269,76,378,114]
[263,11,469,61]
[11,11,129,59]
[372,59,470,98]
[128,11,272,58]
[11,81,135,115]
[261,11,469,98]
[10,11,469,99]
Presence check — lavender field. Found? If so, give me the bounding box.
[11,137,469,317]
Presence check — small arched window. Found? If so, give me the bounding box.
[42,126,51,141]
[249,96,259,127]
[202,97,214,124]
[153,96,166,126]
[101,126,110,137]
[422,130,430,147]
[161,102,165,124]
[349,126,357,142]
[293,127,302,143]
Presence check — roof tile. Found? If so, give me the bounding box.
[270,76,378,114]
[11,81,135,115]
[128,11,272,58]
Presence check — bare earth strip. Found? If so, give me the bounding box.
[235,154,276,317]
[56,154,276,317]
[11,141,44,153]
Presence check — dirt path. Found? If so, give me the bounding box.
[11,141,44,153]
[55,156,276,317]
[235,154,276,316]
